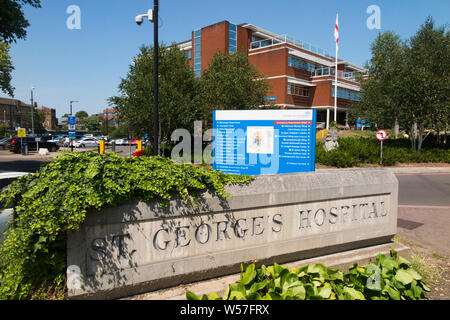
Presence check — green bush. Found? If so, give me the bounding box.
[187,249,431,300]
[316,137,450,168]
[0,152,253,299]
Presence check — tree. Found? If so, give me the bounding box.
[0,41,14,96]
[75,110,88,119]
[351,17,449,150]
[0,0,41,96]
[80,116,100,133]
[403,17,450,150]
[200,51,271,126]
[108,43,203,145]
[350,31,406,130]
[0,0,41,44]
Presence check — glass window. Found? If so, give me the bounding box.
[229,39,236,47]
[194,50,201,58]
[229,46,236,54]
[194,70,201,78]
[229,30,236,40]
[194,57,201,64]
[229,23,237,32]
[194,29,201,38]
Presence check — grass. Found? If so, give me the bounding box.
[409,252,444,284]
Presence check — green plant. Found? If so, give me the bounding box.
[187,249,431,300]
[316,137,450,168]
[0,152,253,299]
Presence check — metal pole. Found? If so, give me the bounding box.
[70,101,74,152]
[380,140,383,165]
[31,88,34,135]
[153,0,159,156]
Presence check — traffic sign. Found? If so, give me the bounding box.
[17,128,26,138]
[376,130,387,141]
[69,132,76,139]
[68,124,76,131]
[68,116,76,125]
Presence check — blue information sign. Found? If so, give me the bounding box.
[68,116,76,125]
[69,131,76,138]
[213,110,317,175]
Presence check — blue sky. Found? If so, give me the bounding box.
[7,0,450,117]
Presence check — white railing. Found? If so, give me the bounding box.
[312,67,360,81]
[250,35,331,58]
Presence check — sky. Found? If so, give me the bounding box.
[6,0,450,118]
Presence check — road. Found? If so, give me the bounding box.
[396,172,450,256]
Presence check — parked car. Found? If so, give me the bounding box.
[73,137,99,148]
[8,136,59,153]
[0,137,12,150]
[113,138,129,145]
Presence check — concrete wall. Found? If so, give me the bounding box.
[67,168,398,299]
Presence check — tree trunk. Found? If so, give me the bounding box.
[410,124,417,151]
[393,119,399,139]
[417,123,425,152]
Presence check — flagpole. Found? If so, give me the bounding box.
[334,13,338,123]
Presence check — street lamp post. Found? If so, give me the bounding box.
[30,85,35,135]
[135,0,159,156]
[70,100,78,152]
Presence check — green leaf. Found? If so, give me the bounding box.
[386,286,401,300]
[208,292,222,300]
[327,268,344,281]
[186,291,201,300]
[406,268,422,281]
[341,287,366,300]
[246,292,262,300]
[318,283,332,299]
[282,285,306,300]
[249,279,269,293]
[394,269,414,285]
[240,264,256,285]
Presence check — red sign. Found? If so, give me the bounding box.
[376,130,388,141]
[273,121,312,125]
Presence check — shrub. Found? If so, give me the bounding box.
[187,249,431,300]
[0,152,253,299]
[316,137,450,168]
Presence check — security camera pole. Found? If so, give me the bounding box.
[136,1,159,156]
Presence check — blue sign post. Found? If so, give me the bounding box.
[68,116,76,125]
[213,110,317,175]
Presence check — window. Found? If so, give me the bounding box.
[193,29,201,77]
[288,55,314,72]
[229,23,237,54]
[185,49,192,60]
[332,87,361,101]
[288,84,309,97]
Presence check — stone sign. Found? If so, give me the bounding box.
[67,169,398,299]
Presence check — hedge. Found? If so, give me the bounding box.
[316,137,450,168]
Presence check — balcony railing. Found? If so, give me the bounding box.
[250,35,331,58]
[312,67,361,82]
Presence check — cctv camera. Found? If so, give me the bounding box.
[135,15,144,26]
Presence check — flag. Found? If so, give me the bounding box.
[334,13,339,45]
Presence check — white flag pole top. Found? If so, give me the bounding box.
[334,13,338,123]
